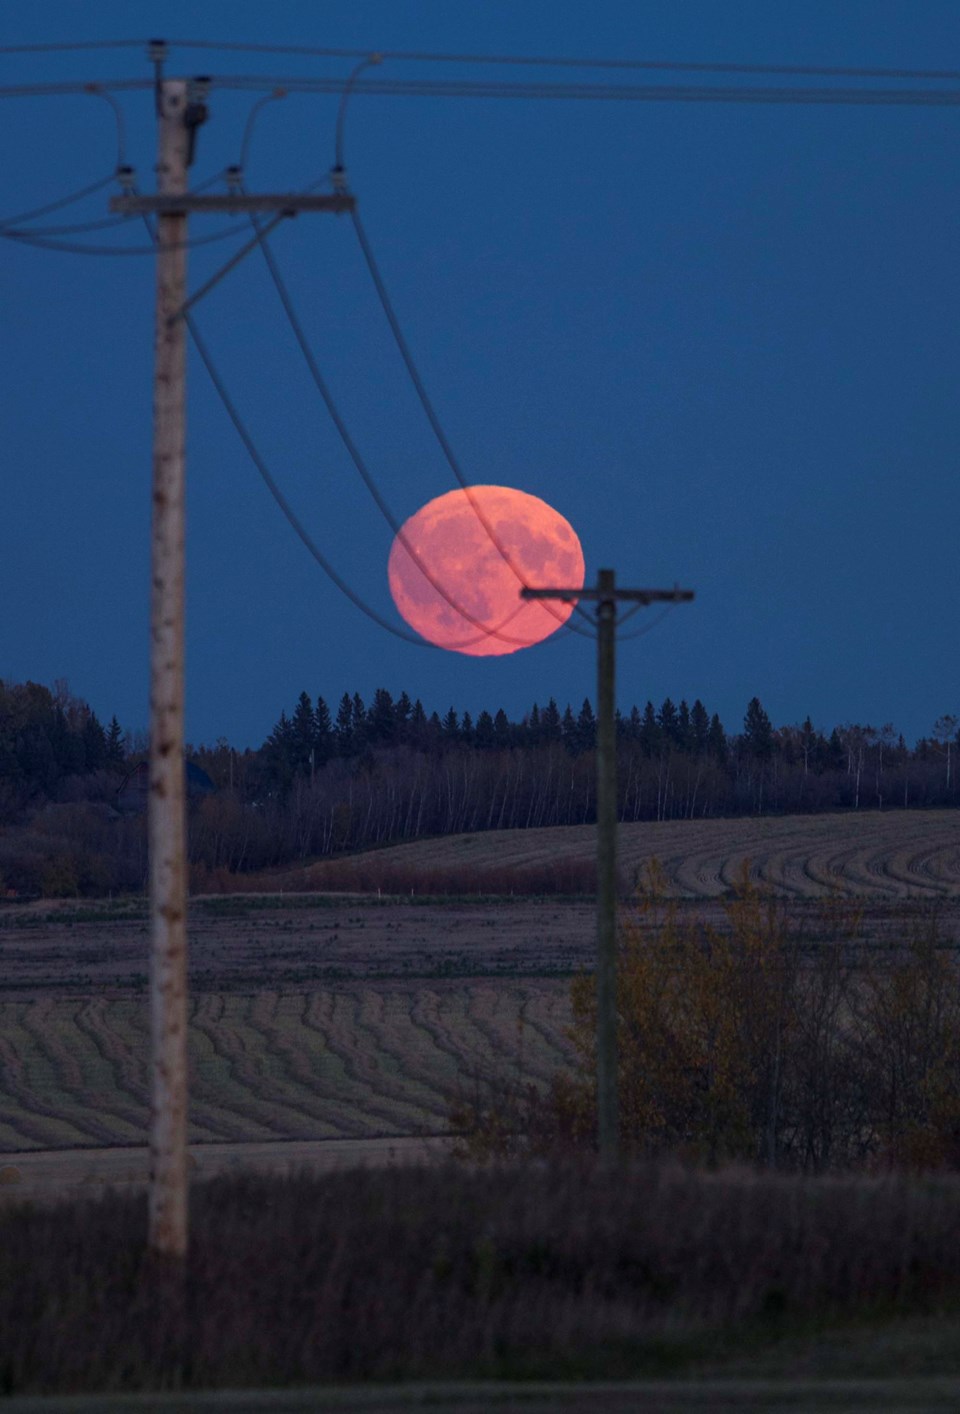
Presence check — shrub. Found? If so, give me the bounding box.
[454,863,960,1172]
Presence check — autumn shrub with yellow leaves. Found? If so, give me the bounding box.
[453,862,960,1172]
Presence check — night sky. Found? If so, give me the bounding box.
[2,1,959,747]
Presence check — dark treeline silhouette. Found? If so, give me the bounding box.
[2,677,958,894]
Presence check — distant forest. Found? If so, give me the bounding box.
[1,677,958,896]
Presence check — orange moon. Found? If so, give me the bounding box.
[388,485,585,656]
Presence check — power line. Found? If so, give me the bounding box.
[7,37,960,83]
[0,171,116,229]
[246,190,571,650]
[347,203,595,639]
[210,74,960,107]
[1,219,253,257]
[6,74,960,106]
[133,208,517,651]
[0,166,227,236]
[0,39,145,54]
[0,79,153,99]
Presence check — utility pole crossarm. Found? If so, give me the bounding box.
[522,586,694,604]
[111,193,356,215]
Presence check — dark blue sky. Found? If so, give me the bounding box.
[3,2,959,747]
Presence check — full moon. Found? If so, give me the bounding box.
[388,485,585,656]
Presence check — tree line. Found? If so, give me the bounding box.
[1,676,959,894]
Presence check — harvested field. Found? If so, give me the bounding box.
[0,982,572,1152]
[3,810,960,1173]
[293,809,960,900]
[0,895,595,995]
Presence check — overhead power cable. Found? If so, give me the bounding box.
[0,39,145,54]
[0,171,116,230]
[9,37,960,83]
[6,74,960,106]
[8,166,231,237]
[210,74,960,107]
[347,203,594,639]
[133,204,522,651]
[0,79,153,99]
[2,219,253,257]
[244,187,567,650]
[330,62,591,635]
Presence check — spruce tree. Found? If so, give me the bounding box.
[708,713,727,762]
[335,694,354,755]
[475,709,496,748]
[368,688,397,745]
[743,697,774,759]
[677,700,692,753]
[576,697,597,754]
[561,704,577,753]
[640,702,661,757]
[493,708,511,747]
[104,716,125,767]
[658,698,680,747]
[315,696,333,764]
[541,698,562,743]
[292,691,317,773]
[691,699,710,755]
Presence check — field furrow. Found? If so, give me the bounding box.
[0,983,572,1152]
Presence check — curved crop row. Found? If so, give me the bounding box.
[0,982,573,1152]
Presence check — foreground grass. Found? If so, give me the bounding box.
[4,1162,960,1397]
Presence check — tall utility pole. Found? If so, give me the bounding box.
[146,76,193,1263]
[112,68,354,1260]
[522,570,693,1163]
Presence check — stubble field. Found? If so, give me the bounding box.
[2,810,959,1193]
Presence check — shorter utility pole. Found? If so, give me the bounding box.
[522,570,693,1163]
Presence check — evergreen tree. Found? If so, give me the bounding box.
[395,691,413,742]
[368,688,397,745]
[527,703,542,745]
[81,713,107,772]
[493,708,511,748]
[691,699,710,755]
[104,716,125,767]
[639,702,661,757]
[475,709,496,748]
[441,707,460,740]
[677,700,693,753]
[410,698,428,747]
[265,710,295,786]
[708,713,727,762]
[561,703,577,753]
[743,697,774,759]
[335,693,354,755]
[576,698,597,754]
[351,693,368,749]
[658,698,680,747]
[315,696,333,765]
[460,710,474,745]
[291,691,317,773]
[541,698,562,743]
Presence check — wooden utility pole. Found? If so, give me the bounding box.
[114,70,355,1260]
[147,76,192,1261]
[522,570,693,1162]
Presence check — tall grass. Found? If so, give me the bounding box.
[4,1161,960,1394]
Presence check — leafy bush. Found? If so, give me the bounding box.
[454,864,960,1171]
